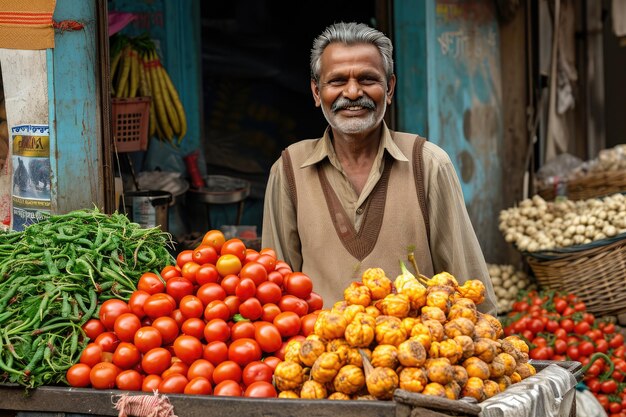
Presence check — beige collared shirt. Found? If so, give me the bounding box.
[262,122,497,314]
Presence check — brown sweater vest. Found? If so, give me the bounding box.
[281,132,434,308]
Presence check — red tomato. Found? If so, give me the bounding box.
[193,244,218,265]
[196,283,227,305]
[228,338,262,367]
[560,318,575,333]
[244,380,277,398]
[202,230,226,253]
[179,295,204,319]
[610,333,625,349]
[203,300,231,321]
[213,379,243,396]
[94,332,120,353]
[173,335,203,365]
[221,238,247,261]
[204,318,231,343]
[162,360,190,379]
[203,341,228,365]
[187,359,215,381]
[273,311,301,338]
[575,321,591,335]
[82,319,106,342]
[142,374,162,392]
[90,362,120,389]
[151,316,179,345]
[170,309,185,328]
[99,299,130,331]
[113,342,141,370]
[181,262,201,284]
[554,298,568,313]
[601,379,618,394]
[242,360,273,386]
[159,373,189,393]
[138,272,166,295]
[256,282,282,305]
[267,271,284,287]
[254,322,283,353]
[283,272,313,299]
[181,318,206,340]
[239,297,263,320]
[223,295,241,317]
[554,339,567,355]
[274,260,292,272]
[166,277,195,304]
[262,356,281,371]
[66,363,92,387]
[128,290,151,319]
[243,249,260,265]
[133,326,163,354]
[527,318,545,335]
[256,254,276,273]
[261,303,281,323]
[184,376,213,395]
[259,248,277,259]
[113,313,142,343]
[141,347,172,375]
[143,293,176,320]
[595,339,609,353]
[578,341,595,357]
[278,295,309,317]
[176,250,194,268]
[115,369,143,391]
[305,292,323,312]
[160,265,181,281]
[239,262,268,286]
[231,321,256,340]
[235,278,257,301]
[300,313,318,336]
[213,360,242,384]
[196,264,220,285]
[566,345,580,361]
[220,274,241,295]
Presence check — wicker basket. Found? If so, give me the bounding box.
[526,235,626,317]
[111,97,150,152]
[537,169,626,201]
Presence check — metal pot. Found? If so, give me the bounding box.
[124,190,173,231]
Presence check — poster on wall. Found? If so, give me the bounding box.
[11,124,51,231]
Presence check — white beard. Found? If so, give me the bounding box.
[321,98,387,135]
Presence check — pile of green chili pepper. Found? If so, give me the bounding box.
[0,208,174,388]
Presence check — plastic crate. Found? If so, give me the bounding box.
[111,97,150,152]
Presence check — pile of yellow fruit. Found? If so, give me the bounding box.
[273,262,535,401]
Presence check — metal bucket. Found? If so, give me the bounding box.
[124,190,172,231]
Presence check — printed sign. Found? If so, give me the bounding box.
[11,124,51,231]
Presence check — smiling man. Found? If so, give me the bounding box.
[262,22,496,314]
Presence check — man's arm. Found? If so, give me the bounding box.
[261,158,303,272]
[426,151,498,315]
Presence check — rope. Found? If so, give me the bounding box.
[53,20,84,31]
[113,391,177,417]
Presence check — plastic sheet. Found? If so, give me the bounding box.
[480,364,577,417]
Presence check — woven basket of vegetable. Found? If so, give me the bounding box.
[525,234,626,317]
[537,169,626,201]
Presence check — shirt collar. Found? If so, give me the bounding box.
[300,122,409,168]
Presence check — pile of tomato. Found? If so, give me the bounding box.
[65,230,322,397]
[503,290,626,416]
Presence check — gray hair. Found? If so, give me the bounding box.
[310,22,394,84]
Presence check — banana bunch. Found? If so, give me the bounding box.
[110,35,187,144]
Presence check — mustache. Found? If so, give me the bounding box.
[331,97,376,112]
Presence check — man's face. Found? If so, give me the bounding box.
[311,43,395,136]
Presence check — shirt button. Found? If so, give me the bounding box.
[356,207,364,214]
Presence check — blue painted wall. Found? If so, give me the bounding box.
[51,0,104,212]
[394,0,504,259]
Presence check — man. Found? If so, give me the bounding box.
[262,22,496,314]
